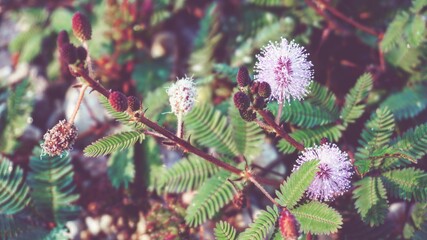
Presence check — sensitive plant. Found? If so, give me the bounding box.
[1,0,427,239]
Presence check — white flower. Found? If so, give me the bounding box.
[293,143,353,201]
[254,38,313,103]
[167,76,197,116]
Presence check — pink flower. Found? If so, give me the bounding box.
[167,76,197,116]
[293,143,353,201]
[254,38,313,103]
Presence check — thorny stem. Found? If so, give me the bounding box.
[76,68,281,187]
[275,102,283,125]
[69,84,89,125]
[83,41,94,77]
[257,109,305,151]
[248,175,279,207]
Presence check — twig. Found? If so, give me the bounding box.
[257,110,305,151]
[69,85,89,125]
[275,102,283,125]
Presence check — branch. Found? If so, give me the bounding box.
[257,110,305,151]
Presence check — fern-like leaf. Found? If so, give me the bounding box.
[84,131,144,157]
[161,155,219,193]
[215,221,237,240]
[381,12,410,52]
[340,73,373,124]
[275,160,319,209]
[290,201,343,235]
[185,170,241,227]
[382,168,427,201]
[283,100,338,128]
[307,81,339,115]
[0,156,30,215]
[99,96,145,130]
[185,104,238,156]
[238,205,279,240]
[107,147,135,189]
[353,177,388,227]
[277,124,344,154]
[28,148,80,225]
[229,103,264,159]
[380,86,427,121]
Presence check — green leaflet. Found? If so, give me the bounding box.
[214,221,237,240]
[291,201,343,235]
[275,160,319,209]
[237,205,279,240]
[84,131,144,157]
[382,168,427,202]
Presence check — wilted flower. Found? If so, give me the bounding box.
[254,38,313,103]
[41,120,78,156]
[293,143,353,201]
[167,76,197,116]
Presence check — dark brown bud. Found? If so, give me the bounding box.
[233,92,250,111]
[239,109,256,122]
[253,96,266,109]
[57,30,70,49]
[250,81,260,95]
[258,82,272,98]
[72,12,92,41]
[76,46,87,62]
[236,66,251,87]
[109,91,128,112]
[60,43,77,64]
[127,96,141,112]
[279,208,299,240]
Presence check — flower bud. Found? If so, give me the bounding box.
[60,43,77,64]
[57,30,70,49]
[72,12,92,41]
[239,109,256,122]
[109,91,128,112]
[258,82,272,98]
[250,81,259,95]
[233,92,250,111]
[279,209,299,240]
[42,120,78,156]
[76,46,87,62]
[253,96,266,109]
[236,66,251,87]
[167,76,197,116]
[127,96,141,112]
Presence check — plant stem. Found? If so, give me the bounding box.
[83,41,94,77]
[177,112,183,138]
[257,109,305,151]
[275,102,283,125]
[248,175,279,207]
[76,68,281,187]
[69,85,89,125]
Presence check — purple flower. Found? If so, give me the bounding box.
[167,76,197,117]
[293,143,353,201]
[254,38,313,103]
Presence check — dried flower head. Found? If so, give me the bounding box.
[109,91,128,112]
[236,66,251,87]
[42,120,78,156]
[293,143,353,201]
[279,208,299,240]
[72,12,92,41]
[127,96,141,112]
[233,92,250,110]
[76,46,87,62]
[254,38,313,103]
[167,76,197,116]
[60,43,77,64]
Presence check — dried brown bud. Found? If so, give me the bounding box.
[279,208,299,240]
[72,12,92,41]
[250,81,260,95]
[233,92,250,111]
[253,96,266,109]
[76,46,87,62]
[57,30,70,49]
[239,109,256,122]
[258,82,272,98]
[109,91,128,112]
[42,120,78,156]
[236,66,251,87]
[127,96,141,112]
[60,43,77,64]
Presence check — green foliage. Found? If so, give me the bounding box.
[143,84,170,121]
[282,100,338,128]
[237,205,279,240]
[99,96,145,130]
[185,170,242,227]
[0,80,33,153]
[380,86,427,121]
[353,177,388,227]
[185,103,238,156]
[291,201,343,235]
[214,221,237,240]
[391,123,427,163]
[277,124,345,153]
[28,148,80,225]
[382,168,427,201]
[381,12,411,52]
[0,215,47,240]
[0,157,30,215]
[160,155,219,193]
[229,103,264,160]
[108,147,135,189]
[144,138,166,193]
[84,131,144,157]
[355,107,395,175]
[340,73,373,124]
[307,82,339,115]
[275,160,319,209]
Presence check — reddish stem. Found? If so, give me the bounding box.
[257,110,305,151]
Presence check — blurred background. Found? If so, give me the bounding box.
[1,0,426,239]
